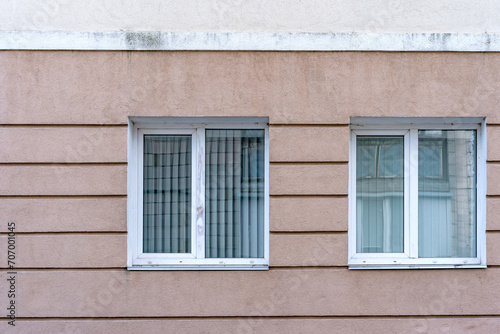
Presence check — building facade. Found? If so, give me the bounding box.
[1,1,500,333]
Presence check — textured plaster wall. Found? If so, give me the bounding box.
[2,51,499,124]
[1,0,500,34]
[1,50,500,333]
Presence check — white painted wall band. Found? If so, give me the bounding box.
[1,31,500,51]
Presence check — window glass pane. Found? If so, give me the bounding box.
[143,135,192,253]
[356,136,404,253]
[205,129,265,258]
[418,130,477,258]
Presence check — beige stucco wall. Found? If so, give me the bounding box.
[1,51,500,333]
[2,0,500,33]
[2,52,500,124]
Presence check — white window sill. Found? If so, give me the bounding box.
[349,263,486,270]
[128,264,269,271]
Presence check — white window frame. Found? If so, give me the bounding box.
[128,117,270,270]
[348,117,486,269]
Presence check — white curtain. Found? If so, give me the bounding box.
[205,129,265,258]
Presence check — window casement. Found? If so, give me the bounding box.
[128,117,269,270]
[348,117,486,269]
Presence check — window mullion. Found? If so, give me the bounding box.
[195,128,206,259]
[408,128,419,259]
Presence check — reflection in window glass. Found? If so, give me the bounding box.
[418,130,477,258]
[356,136,404,253]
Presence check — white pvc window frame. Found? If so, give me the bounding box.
[348,117,486,269]
[128,117,270,270]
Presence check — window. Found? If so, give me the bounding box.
[348,117,486,269]
[128,117,269,270]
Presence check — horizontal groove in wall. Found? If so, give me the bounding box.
[271,266,348,270]
[1,230,495,235]
[2,123,499,127]
[265,123,500,127]
[271,194,348,197]
[0,268,127,271]
[271,194,347,198]
[0,231,126,235]
[5,161,498,167]
[0,124,350,128]
[271,231,347,235]
[7,315,500,321]
[0,124,128,128]
[0,123,365,128]
[1,230,493,235]
[4,194,346,198]
[0,195,127,198]
[0,267,347,271]
[270,161,348,165]
[270,124,349,127]
[0,162,349,165]
[0,162,127,166]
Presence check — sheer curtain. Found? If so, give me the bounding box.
[205,129,265,258]
[418,130,477,258]
[356,136,405,253]
[143,135,192,253]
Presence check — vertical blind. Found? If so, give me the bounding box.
[205,129,265,258]
[356,136,404,253]
[143,135,192,253]
[418,130,477,258]
[142,130,265,258]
